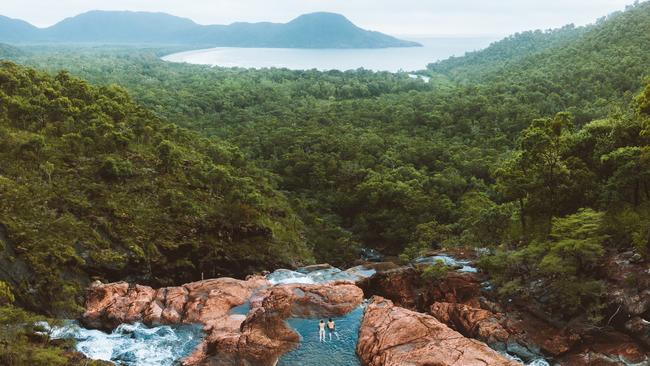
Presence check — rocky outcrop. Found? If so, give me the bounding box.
[500,309,580,358]
[600,251,650,348]
[357,296,522,366]
[557,330,649,365]
[82,278,363,366]
[430,302,510,347]
[358,266,481,311]
[429,300,590,362]
[83,277,267,330]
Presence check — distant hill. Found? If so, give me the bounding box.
[0,11,420,48]
[0,15,38,42]
[424,0,650,129]
[427,2,650,84]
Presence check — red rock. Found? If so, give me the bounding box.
[82,281,129,329]
[82,278,363,366]
[357,296,522,366]
[501,310,579,357]
[557,331,648,365]
[194,281,364,366]
[358,266,481,311]
[430,302,510,346]
[82,282,157,329]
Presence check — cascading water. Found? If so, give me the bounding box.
[48,321,204,366]
[505,354,552,366]
[266,265,376,285]
[413,254,478,273]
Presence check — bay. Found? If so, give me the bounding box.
[162,36,500,72]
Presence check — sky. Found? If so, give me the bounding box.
[0,0,637,36]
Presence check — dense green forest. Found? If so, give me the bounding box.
[0,2,650,363]
[0,62,312,314]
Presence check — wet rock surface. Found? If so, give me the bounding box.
[357,296,522,366]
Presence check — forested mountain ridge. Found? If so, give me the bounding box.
[426,1,650,132]
[0,11,420,48]
[1,2,648,270]
[0,61,312,317]
[428,2,649,81]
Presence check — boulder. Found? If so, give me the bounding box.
[187,281,363,366]
[357,296,522,366]
[500,309,580,358]
[430,302,510,347]
[358,266,481,312]
[624,316,650,347]
[557,331,649,366]
[83,282,156,330]
[82,277,266,330]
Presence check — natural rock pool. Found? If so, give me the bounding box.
[278,305,365,366]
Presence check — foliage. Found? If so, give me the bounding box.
[0,281,14,305]
[480,208,607,318]
[419,260,451,282]
[0,61,312,315]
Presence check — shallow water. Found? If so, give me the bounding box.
[230,301,251,315]
[278,306,365,366]
[50,321,204,366]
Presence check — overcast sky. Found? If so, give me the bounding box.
[1,0,637,36]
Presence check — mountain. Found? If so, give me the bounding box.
[0,11,420,48]
[0,15,38,42]
[427,2,650,85]
[42,11,199,43]
[0,61,314,315]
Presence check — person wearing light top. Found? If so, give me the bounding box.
[319,320,326,342]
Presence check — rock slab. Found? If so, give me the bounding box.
[357,296,522,366]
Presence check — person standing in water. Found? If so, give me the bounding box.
[319,320,326,342]
[327,318,340,340]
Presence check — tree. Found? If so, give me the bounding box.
[39,162,54,185]
[0,281,14,305]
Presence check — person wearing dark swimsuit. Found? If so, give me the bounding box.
[327,318,339,340]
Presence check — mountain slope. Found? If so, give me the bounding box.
[0,11,420,48]
[428,2,650,86]
[0,61,313,315]
[42,11,199,43]
[0,15,38,42]
[424,1,650,130]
